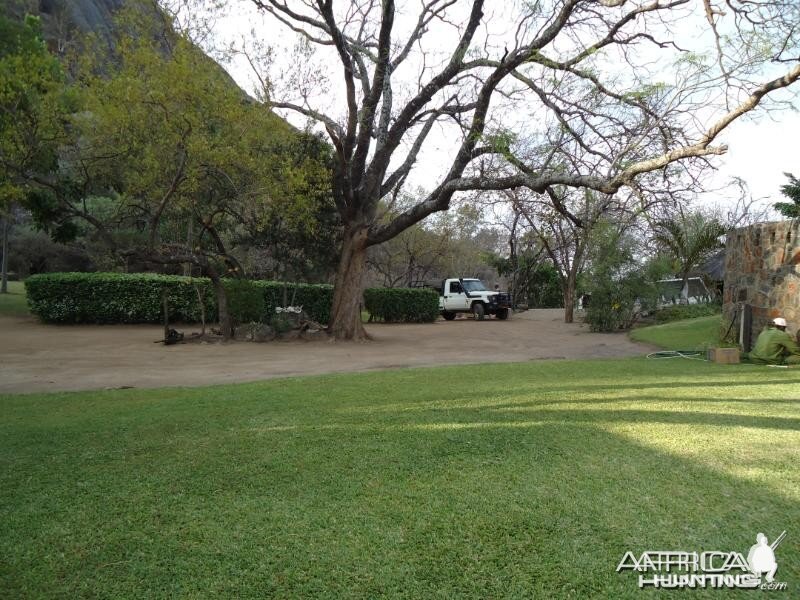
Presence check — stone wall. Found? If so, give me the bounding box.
[723,220,800,348]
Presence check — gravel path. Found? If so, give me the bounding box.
[0,309,650,393]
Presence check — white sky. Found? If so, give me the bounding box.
[198,0,799,209]
[713,112,799,200]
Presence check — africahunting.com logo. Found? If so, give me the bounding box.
[617,531,787,590]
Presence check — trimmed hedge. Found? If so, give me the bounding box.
[24,272,335,325]
[25,272,214,324]
[255,281,333,325]
[364,287,439,323]
[653,303,721,324]
[25,273,437,325]
[224,279,266,325]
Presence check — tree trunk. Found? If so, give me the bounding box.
[328,226,369,340]
[0,217,8,294]
[680,272,690,305]
[563,281,575,323]
[193,283,206,336]
[562,243,585,324]
[563,268,580,324]
[208,271,233,340]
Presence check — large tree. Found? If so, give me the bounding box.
[235,0,800,339]
[0,14,71,292]
[72,32,333,336]
[1,13,334,336]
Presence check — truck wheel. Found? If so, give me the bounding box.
[472,302,485,321]
[442,311,456,321]
[496,308,510,320]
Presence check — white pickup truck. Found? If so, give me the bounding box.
[421,278,512,321]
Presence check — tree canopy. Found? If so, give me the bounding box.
[1,9,337,336]
[229,0,800,338]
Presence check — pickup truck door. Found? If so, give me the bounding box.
[443,280,470,310]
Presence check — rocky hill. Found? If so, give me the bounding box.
[3,1,245,93]
[4,0,147,52]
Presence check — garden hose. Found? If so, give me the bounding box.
[646,350,708,361]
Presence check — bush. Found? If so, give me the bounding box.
[254,281,334,325]
[224,279,265,325]
[654,303,721,324]
[583,227,666,332]
[25,272,214,324]
[25,273,334,325]
[25,273,443,326]
[364,287,439,323]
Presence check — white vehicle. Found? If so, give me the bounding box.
[420,278,512,320]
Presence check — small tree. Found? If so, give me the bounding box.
[504,186,653,323]
[654,213,725,304]
[584,225,667,332]
[774,173,800,219]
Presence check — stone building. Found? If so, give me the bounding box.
[722,220,800,349]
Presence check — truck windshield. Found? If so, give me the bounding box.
[462,280,487,292]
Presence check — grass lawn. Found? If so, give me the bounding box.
[630,314,724,350]
[0,281,29,317]
[2,359,799,597]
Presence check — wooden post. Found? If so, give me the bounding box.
[0,216,9,294]
[162,290,169,341]
[193,283,206,336]
[741,304,753,352]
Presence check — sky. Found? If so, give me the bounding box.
[198,0,799,210]
[712,112,799,201]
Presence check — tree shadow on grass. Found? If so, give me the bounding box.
[482,406,800,431]
[6,401,799,599]
[228,420,799,599]
[482,377,800,397]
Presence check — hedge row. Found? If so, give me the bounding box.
[25,273,214,324]
[653,303,722,324]
[364,287,439,323]
[25,273,437,325]
[24,273,334,325]
[255,280,333,325]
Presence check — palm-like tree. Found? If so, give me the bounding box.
[774,173,800,218]
[655,213,725,304]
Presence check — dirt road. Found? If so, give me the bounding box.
[0,310,649,393]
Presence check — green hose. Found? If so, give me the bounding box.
[646,350,707,360]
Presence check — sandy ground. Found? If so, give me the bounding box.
[0,309,650,394]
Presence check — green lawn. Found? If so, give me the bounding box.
[0,280,29,317]
[2,359,799,597]
[630,315,724,350]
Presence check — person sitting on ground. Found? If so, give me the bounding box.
[748,317,800,365]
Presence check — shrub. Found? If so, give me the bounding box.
[583,227,666,332]
[25,273,444,326]
[25,272,214,324]
[364,287,439,323]
[224,279,266,325]
[24,273,334,325]
[269,313,295,334]
[654,303,721,324]
[254,281,334,324]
